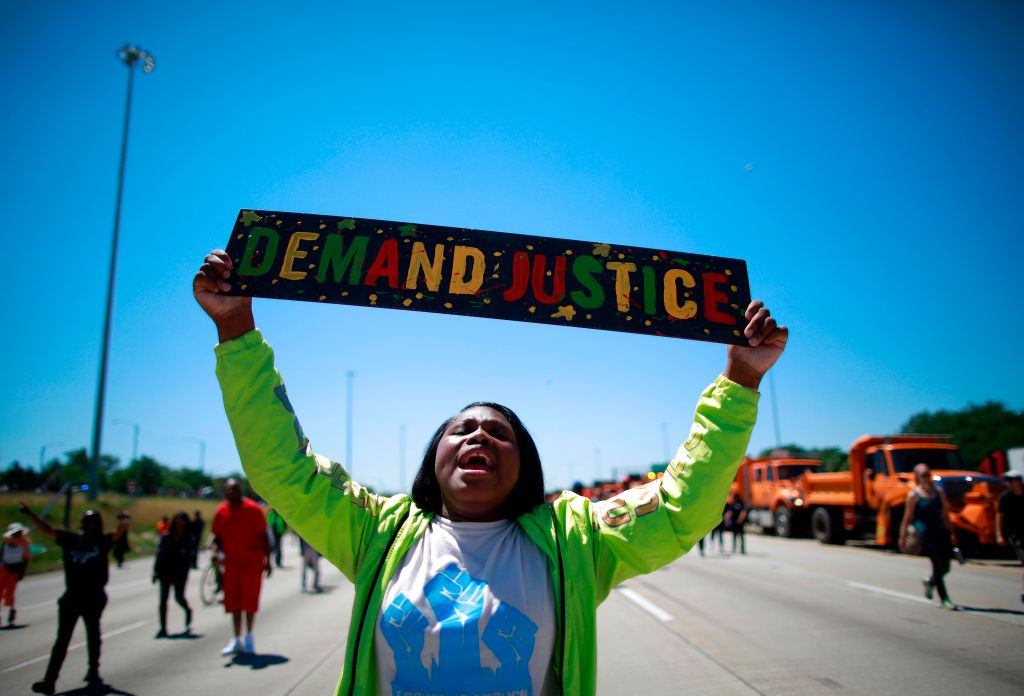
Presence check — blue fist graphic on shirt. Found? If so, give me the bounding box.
[380,562,537,695]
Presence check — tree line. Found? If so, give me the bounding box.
[1,448,228,497]
[758,401,1024,470]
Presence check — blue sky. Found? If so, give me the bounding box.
[2,1,1022,491]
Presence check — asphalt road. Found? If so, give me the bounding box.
[1,534,1021,695]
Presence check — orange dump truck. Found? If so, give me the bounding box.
[800,435,1006,549]
[735,457,823,537]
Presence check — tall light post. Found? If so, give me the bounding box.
[87,45,155,501]
[768,371,782,448]
[113,419,139,463]
[398,424,406,492]
[185,437,206,472]
[345,371,355,476]
[40,441,64,471]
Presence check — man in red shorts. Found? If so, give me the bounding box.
[212,478,272,655]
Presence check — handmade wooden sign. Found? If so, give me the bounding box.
[224,209,751,345]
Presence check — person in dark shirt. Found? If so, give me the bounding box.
[724,493,749,554]
[153,511,195,637]
[996,470,1023,604]
[19,502,128,694]
[190,510,205,569]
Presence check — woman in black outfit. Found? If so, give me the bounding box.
[899,463,958,609]
[153,512,195,636]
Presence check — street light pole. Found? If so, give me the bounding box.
[185,437,206,472]
[87,45,154,501]
[113,419,139,462]
[345,371,355,476]
[40,441,64,471]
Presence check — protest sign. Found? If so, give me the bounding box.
[224,209,751,345]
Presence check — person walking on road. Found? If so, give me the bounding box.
[190,510,205,569]
[0,522,32,626]
[153,512,195,637]
[111,510,130,568]
[724,493,748,555]
[899,463,958,610]
[267,507,287,568]
[298,535,323,593]
[195,249,787,694]
[211,478,272,656]
[19,503,128,694]
[996,470,1024,604]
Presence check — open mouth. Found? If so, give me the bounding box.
[459,450,493,472]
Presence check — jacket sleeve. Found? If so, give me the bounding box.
[214,329,404,582]
[589,374,758,601]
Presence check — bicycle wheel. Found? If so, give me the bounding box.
[199,564,219,607]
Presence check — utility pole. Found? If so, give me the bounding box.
[88,45,154,501]
[113,419,139,462]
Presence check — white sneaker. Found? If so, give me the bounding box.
[243,633,255,654]
[220,637,242,656]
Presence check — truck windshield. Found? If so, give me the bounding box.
[889,448,966,474]
[776,464,818,480]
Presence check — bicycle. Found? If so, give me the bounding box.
[199,546,224,607]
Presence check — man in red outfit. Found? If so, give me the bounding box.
[211,478,272,655]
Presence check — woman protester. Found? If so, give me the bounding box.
[195,249,788,695]
[899,463,958,609]
[153,511,195,637]
[0,522,32,626]
[20,504,128,694]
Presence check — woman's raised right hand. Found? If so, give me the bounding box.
[193,250,255,343]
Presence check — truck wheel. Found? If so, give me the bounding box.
[774,507,794,538]
[812,507,846,545]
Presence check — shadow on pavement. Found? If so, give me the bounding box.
[55,682,135,696]
[166,631,203,640]
[301,584,337,595]
[0,623,27,630]
[227,653,290,670]
[959,605,1024,616]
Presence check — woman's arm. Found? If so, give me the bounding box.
[19,502,56,539]
[899,491,918,548]
[939,492,958,545]
[588,301,787,594]
[196,251,406,581]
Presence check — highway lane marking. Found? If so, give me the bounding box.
[16,579,152,612]
[1,620,147,673]
[846,581,934,605]
[617,586,673,621]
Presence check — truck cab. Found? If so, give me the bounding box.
[740,457,822,537]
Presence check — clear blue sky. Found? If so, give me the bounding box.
[2,1,1022,491]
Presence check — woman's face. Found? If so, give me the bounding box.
[434,406,521,521]
[173,516,188,534]
[914,463,933,487]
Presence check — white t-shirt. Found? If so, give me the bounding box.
[375,516,556,696]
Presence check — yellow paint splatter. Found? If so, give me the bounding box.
[272,279,279,284]
[725,269,732,275]
[319,295,326,301]
[626,315,632,321]
[551,305,576,321]
[447,236,455,241]
[369,294,378,305]
[308,263,316,269]
[377,229,384,234]
[565,249,573,255]
[644,320,652,326]
[733,329,741,337]
[592,243,610,258]
[240,284,247,290]
[526,244,534,251]
[491,273,499,279]
[236,233,243,240]
[319,223,326,230]
[313,245,320,251]
[704,328,711,334]
[483,298,491,304]
[341,291,349,297]
[730,285,738,292]
[528,306,536,314]
[276,219,283,225]
[493,251,502,257]
[402,298,413,307]
[415,292,423,299]
[617,253,625,260]
[652,255,659,261]
[444,302,453,309]
[546,270,552,277]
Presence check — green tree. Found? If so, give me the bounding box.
[901,402,1024,467]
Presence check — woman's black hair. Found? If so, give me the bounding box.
[411,401,545,519]
[171,511,190,537]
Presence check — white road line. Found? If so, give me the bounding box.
[2,620,147,673]
[618,586,673,622]
[846,581,933,605]
[17,579,151,612]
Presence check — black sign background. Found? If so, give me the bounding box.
[224,209,751,345]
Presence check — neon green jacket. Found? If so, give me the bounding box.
[215,330,758,695]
